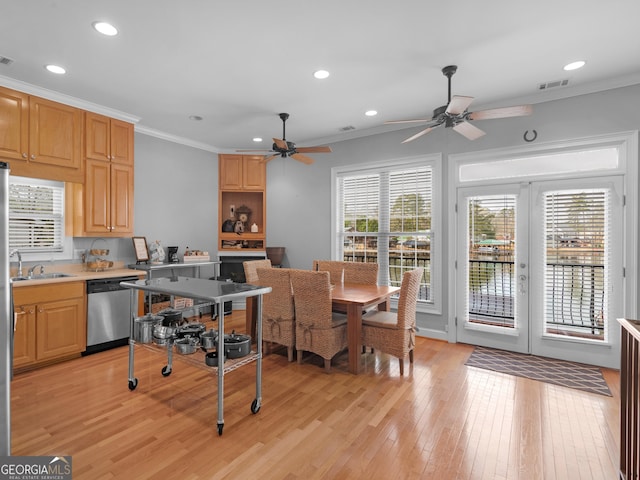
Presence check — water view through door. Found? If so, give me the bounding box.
[456,177,623,368]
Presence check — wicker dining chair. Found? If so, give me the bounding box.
[256,267,296,361]
[361,267,423,375]
[314,260,378,285]
[313,260,344,284]
[290,270,348,372]
[243,259,272,339]
[343,261,378,285]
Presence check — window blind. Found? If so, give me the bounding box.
[9,179,64,252]
[337,164,433,302]
[543,189,608,340]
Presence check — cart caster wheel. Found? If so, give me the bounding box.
[251,399,261,414]
[128,378,138,391]
[217,423,224,436]
[161,366,172,377]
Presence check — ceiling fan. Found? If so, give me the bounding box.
[385,65,532,143]
[237,112,332,164]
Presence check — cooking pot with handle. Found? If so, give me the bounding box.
[223,331,251,358]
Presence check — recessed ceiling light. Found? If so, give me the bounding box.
[252,137,263,142]
[563,60,586,71]
[93,21,118,36]
[365,110,378,117]
[189,115,203,121]
[45,64,66,74]
[313,69,330,79]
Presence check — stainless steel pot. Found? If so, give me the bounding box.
[133,314,163,343]
[174,337,198,355]
[153,324,176,339]
[205,350,225,366]
[176,322,206,338]
[158,308,183,327]
[199,329,218,349]
[224,331,251,358]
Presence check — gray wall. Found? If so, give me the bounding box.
[72,134,219,279]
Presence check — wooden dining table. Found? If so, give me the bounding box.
[331,283,401,374]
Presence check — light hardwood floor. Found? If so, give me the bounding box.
[10,312,620,479]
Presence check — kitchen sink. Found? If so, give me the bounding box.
[11,273,76,281]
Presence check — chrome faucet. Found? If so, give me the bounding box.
[9,249,22,277]
[27,264,45,278]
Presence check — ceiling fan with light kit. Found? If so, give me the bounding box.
[386,65,533,143]
[237,112,332,164]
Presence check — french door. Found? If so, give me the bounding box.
[456,177,623,368]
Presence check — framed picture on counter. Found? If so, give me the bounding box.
[132,236,149,263]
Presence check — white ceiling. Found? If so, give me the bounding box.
[1,0,639,152]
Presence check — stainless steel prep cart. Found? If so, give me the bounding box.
[120,276,271,436]
[127,261,220,315]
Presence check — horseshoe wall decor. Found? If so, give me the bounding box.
[524,130,538,142]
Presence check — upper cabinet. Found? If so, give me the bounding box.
[219,154,265,190]
[0,86,83,183]
[68,112,135,237]
[85,112,134,165]
[218,154,266,251]
[82,159,134,236]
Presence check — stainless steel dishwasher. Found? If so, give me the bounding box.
[85,276,140,355]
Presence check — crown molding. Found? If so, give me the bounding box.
[0,75,140,124]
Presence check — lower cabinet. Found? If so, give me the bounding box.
[12,282,86,373]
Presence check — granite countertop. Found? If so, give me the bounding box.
[10,261,145,288]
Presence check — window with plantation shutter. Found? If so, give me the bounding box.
[334,156,440,308]
[9,177,65,252]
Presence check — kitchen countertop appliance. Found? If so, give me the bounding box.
[85,276,140,355]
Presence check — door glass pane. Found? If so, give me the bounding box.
[543,189,608,341]
[467,195,516,328]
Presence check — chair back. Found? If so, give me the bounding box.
[314,260,378,285]
[314,260,344,284]
[257,268,294,322]
[243,259,271,284]
[396,268,423,329]
[290,270,333,328]
[343,262,378,285]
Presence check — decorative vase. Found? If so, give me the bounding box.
[265,247,285,266]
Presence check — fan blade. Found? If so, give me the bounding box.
[468,104,533,120]
[273,138,288,150]
[446,95,474,115]
[401,126,434,144]
[296,146,332,153]
[290,153,315,165]
[261,154,279,163]
[385,118,433,125]
[453,121,486,140]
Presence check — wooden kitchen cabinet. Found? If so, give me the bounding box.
[0,86,83,183]
[82,159,134,236]
[218,154,267,251]
[12,282,86,373]
[12,304,36,369]
[85,111,134,165]
[67,113,134,237]
[219,154,265,190]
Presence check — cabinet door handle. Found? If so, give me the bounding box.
[22,152,27,158]
[30,154,36,160]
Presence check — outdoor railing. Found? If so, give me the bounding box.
[468,258,605,337]
[343,251,431,301]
